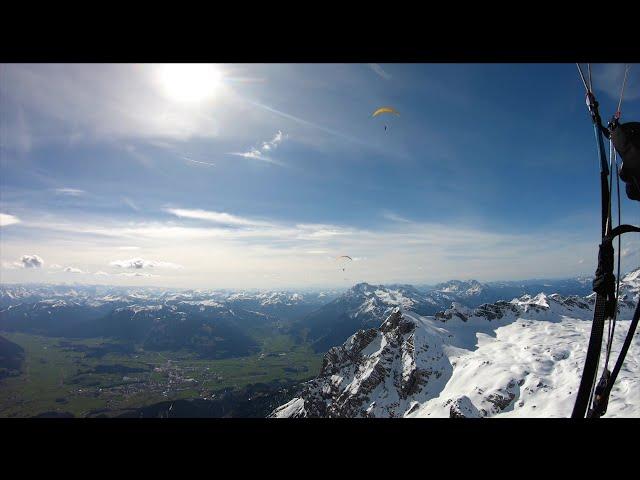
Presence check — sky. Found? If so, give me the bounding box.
[1,63,639,289]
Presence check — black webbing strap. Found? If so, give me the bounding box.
[572,224,640,418]
[573,291,608,418]
[589,300,640,417]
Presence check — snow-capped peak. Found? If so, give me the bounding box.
[272,290,639,418]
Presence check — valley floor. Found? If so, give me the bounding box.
[0,331,322,418]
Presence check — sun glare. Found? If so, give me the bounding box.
[157,64,223,103]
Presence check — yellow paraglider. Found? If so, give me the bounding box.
[372,107,399,131]
[372,107,400,117]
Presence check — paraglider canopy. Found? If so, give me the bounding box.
[372,107,399,131]
[335,255,352,272]
[372,107,400,118]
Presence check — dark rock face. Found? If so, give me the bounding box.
[447,396,481,418]
[435,308,469,322]
[271,307,452,418]
[474,301,519,320]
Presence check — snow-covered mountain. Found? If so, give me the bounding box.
[433,279,487,297]
[292,282,440,353]
[293,276,601,354]
[0,283,343,359]
[271,273,640,418]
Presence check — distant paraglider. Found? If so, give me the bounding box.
[372,107,399,117]
[336,255,353,272]
[372,106,399,131]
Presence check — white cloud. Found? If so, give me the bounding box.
[263,130,284,149]
[49,263,63,269]
[109,257,183,270]
[2,208,603,288]
[592,64,640,102]
[183,157,215,167]
[368,63,392,80]
[230,130,287,166]
[16,254,44,269]
[118,272,157,278]
[63,266,85,273]
[295,224,353,239]
[0,213,21,227]
[382,211,412,223]
[165,208,272,227]
[121,197,140,212]
[94,271,110,276]
[54,188,86,196]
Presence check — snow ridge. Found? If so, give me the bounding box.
[271,283,640,418]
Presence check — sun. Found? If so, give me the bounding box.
[157,64,223,103]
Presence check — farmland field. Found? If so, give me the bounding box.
[0,331,322,418]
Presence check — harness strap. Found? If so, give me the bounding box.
[572,224,640,418]
[590,301,640,417]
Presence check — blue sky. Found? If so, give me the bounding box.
[1,63,639,288]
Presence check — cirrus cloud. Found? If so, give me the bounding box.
[229,130,287,166]
[118,272,158,277]
[54,188,86,197]
[165,208,272,227]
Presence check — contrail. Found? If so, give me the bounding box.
[183,157,215,167]
[244,98,368,146]
[227,152,286,167]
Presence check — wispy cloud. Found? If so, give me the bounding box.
[0,213,21,227]
[262,130,284,150]
[245,99,366,146]
[592,64,640,102]
[368,63,392,80]
[294,223,353,240]
[183,157,216,167]
[54,188,86,197]
[118,272,158,278]
[2,205,601,287]
[165,208,273,228]
[382,211,412,223]
[109,257,183,270]
[64,266,85,273]
[122,197,140,212]
[229,130,287,166]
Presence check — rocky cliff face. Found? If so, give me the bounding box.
[272,307,452,418]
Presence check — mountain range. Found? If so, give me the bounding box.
[0,274,610,361]
[270,269,640,418]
